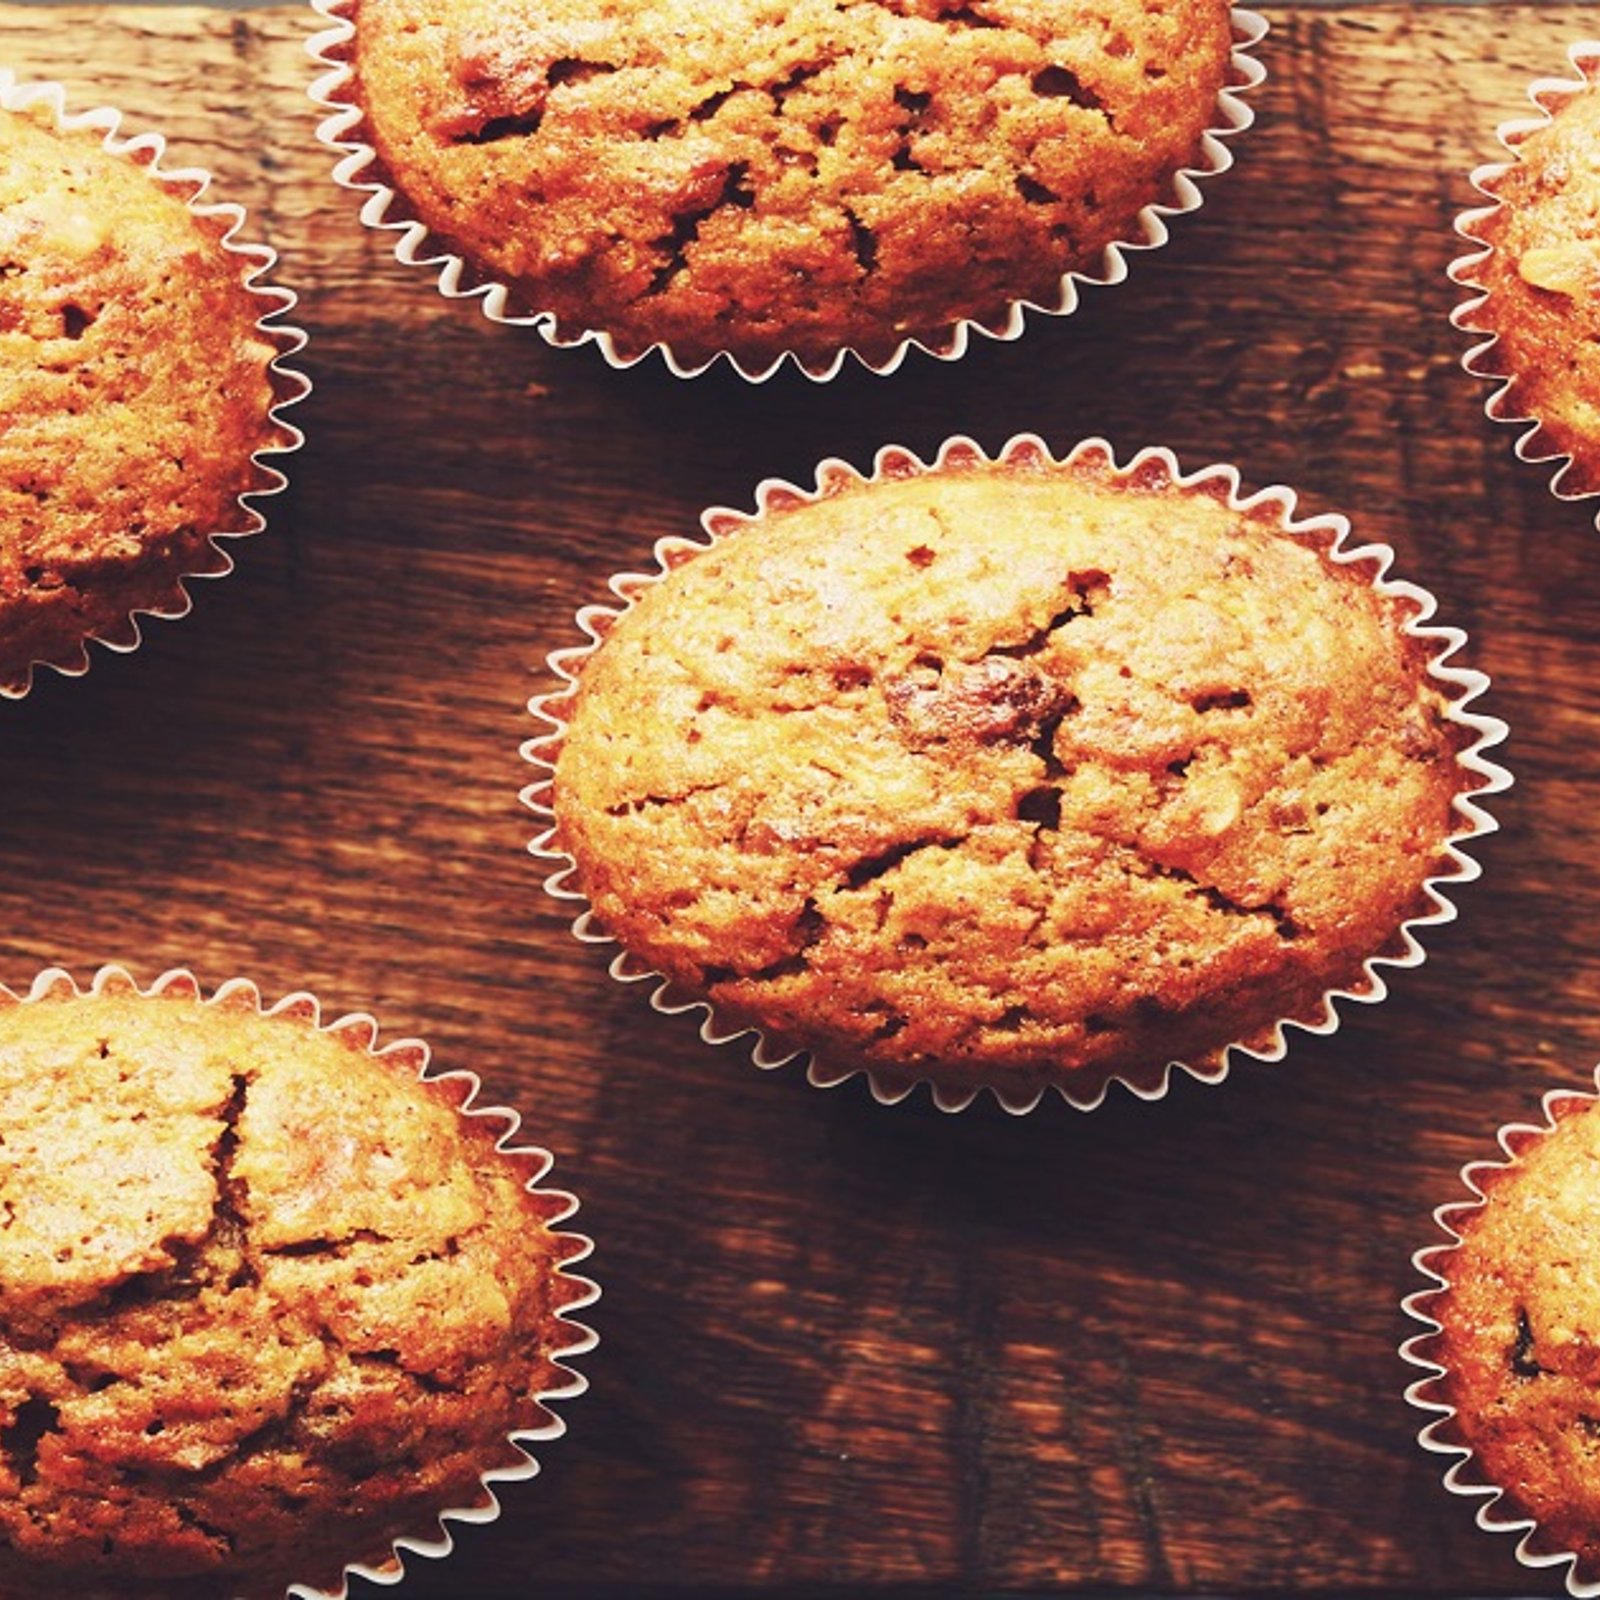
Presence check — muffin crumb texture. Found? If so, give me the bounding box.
[552,456,1469,1098]
[349,0,1236,364]
[1472,77,1600,493]
[0,989,572,1598]
[0,106,278,691]
[1429,1098,1600,1574]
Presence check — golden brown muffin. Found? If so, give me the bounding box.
[0,104,285,694]
[549,446,1478,1104]
[1424,1094,1600,1575]
[0,979,590,1598]
[1464,74,1600,494]
[341,0,1238,368]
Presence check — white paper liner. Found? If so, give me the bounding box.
[0,963,599,1600]
[1450,40,1600,519]
[1401,1074,1600,1598]
[0,71,311,699]
[519,431,1512,1116]
[306,4,1266,383]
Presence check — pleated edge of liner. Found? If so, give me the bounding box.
[0,962,600,1600]
[516,430,1512,1117]
[1400,1068,1600,1599]
[1449,39,1600,522]
[303,2,1267,384]
[0,69,311,700]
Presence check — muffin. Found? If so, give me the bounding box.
[1455,52,1600,502]
[534,437,1505,1110]
[0,968,594,1598]
[316,0,1256,375]
[0,88,304,696]
[1407,1085,1600,1589]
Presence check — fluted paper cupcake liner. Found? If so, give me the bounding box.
[1450,40,1600,520]
[0,71,310,698]
[520,432,1511,1115]
[1402,1074,1600,1598]
[0,963,598,1600]
[306,5,1265,382]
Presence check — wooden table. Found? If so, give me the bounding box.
[1,3,1594,1594]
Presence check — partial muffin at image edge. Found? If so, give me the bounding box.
[525,436,1508,1113]
[0,78,307,698]
[311,0,1263,377]
[1404,1080,1600,1596]
[1453,44,1600,511]
[0,966,596,1600]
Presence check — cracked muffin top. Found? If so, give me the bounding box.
[1467,78,1600,495]
[344,0,1237,368]
[0,105,281,695]
[1425,1095,1600,1573]
[0,983,583,1598]
[550,448,1472,1102]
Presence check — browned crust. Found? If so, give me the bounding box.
[342,0,1236,365]
[0,988,577,1598]
[0,107,281,692]
[1467,78,1600,497]
[551,454,1471,1099]
[1429,1095,1600,1576]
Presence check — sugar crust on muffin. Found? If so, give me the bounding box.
[344,0,1237,365]
[550,450,1473,1099]
[0,105,281,693]
[0,986,578,1597]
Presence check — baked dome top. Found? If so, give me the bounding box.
[1429,1095,1600,1574]
[0,986,574,1597]
[347,0,1236,365]
[1468,81,1600,495]
[0,107,280,691]
[551,453,1471,1098]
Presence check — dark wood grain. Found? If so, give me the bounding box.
[0,4,1596,1595]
